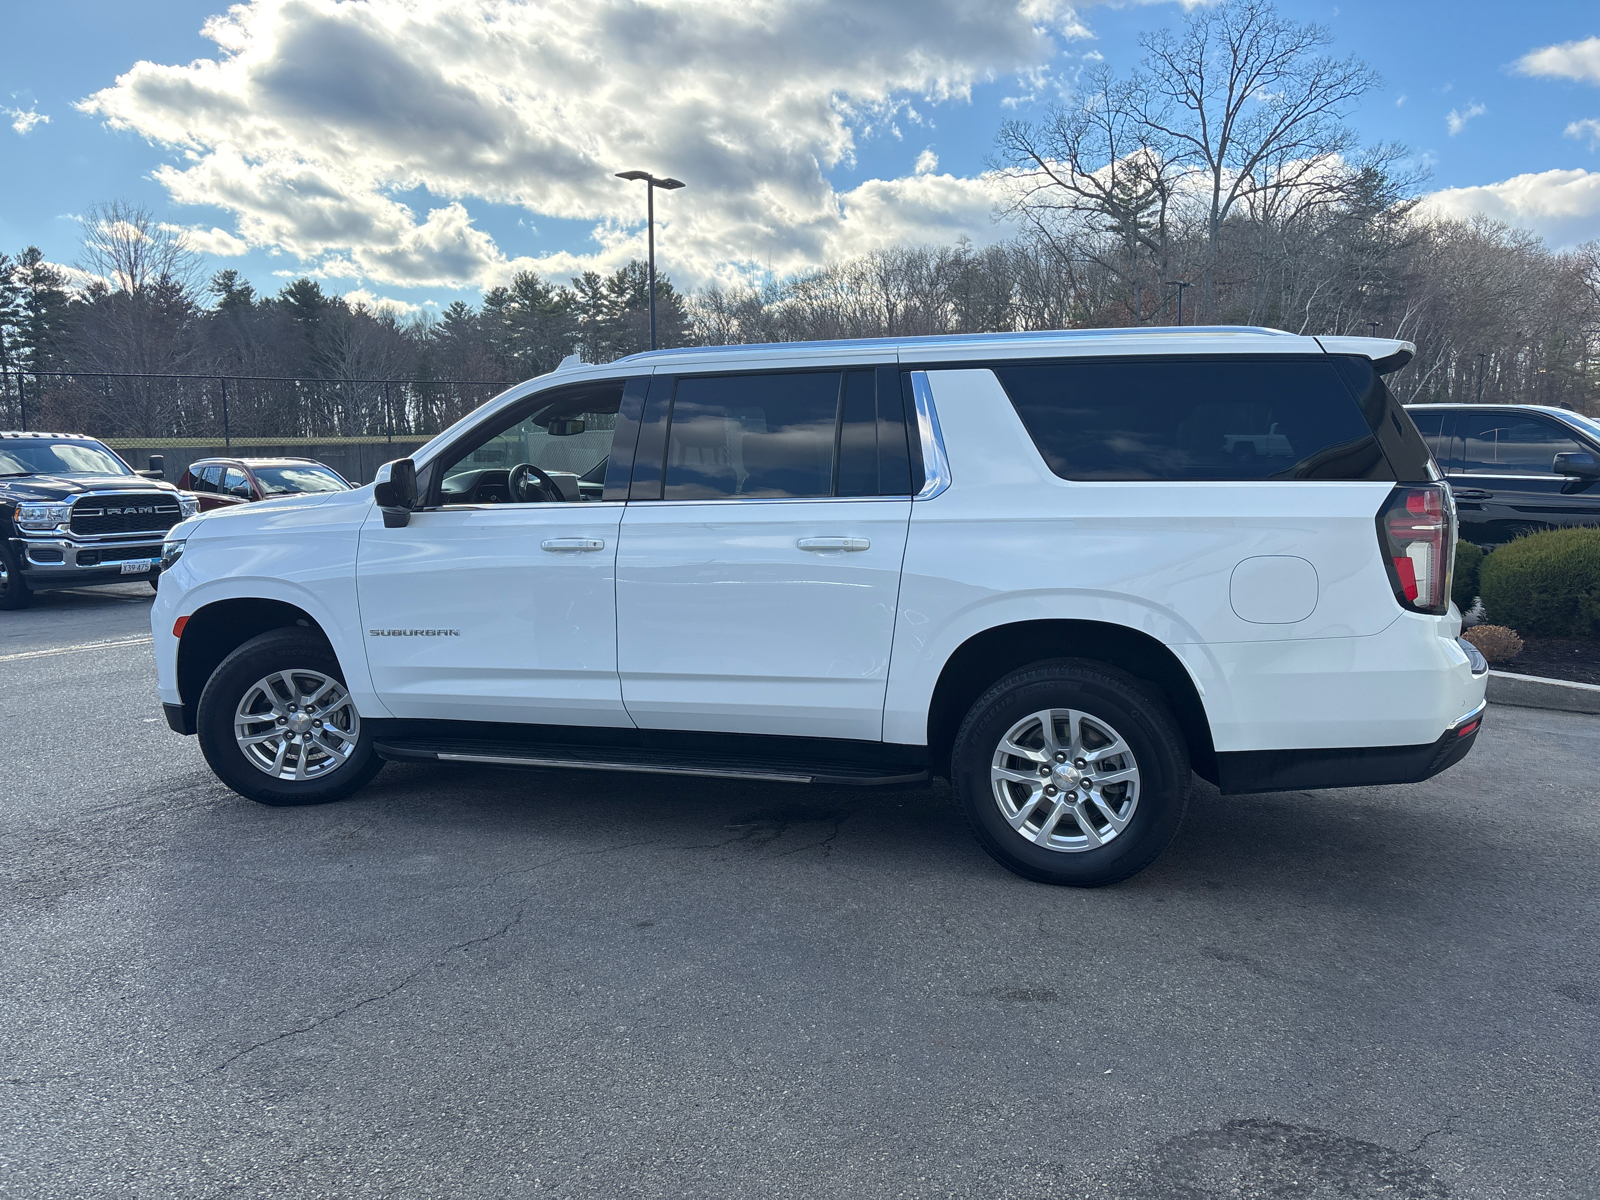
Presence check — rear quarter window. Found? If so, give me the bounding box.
[993,356,1393,482]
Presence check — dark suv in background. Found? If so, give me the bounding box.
[1407,404,1600,546]
[0,431,198,609]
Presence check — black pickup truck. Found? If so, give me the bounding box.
[0,431,198,610]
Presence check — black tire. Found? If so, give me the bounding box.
[952,659,1190,887]
[149,578,161,594]
[0,543,31,610]
[197,628,384,806]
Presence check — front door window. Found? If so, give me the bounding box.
[1457,412,1586,476]
[438,384,622,504]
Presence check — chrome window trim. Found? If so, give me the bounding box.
[430,500,625,513]
[624,494,910,508]
[1449,473,1567,483]
[907,371,951,500]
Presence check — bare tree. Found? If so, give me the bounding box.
[995,65,1185,323]
[77,200,200,298]
[1136,0,1381,319]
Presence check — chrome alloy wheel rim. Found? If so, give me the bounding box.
[990,708,1141,853]
[234,669,359,781]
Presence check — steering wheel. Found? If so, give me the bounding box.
[508,462,560,503]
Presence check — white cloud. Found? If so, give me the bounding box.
[1395,93,1406,107]
[1567,117,1600,150]
[160,223,249,256]
[914,147,940,175]
[1516,36,1600,85]
[344,287,421,315]
[77,0,1084,289]
[1446,102,1485,136]
[5,106,48,135]
[1421,168,1600,248]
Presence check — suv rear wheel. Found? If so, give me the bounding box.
[952,660,1190,887]
[197,628,383,805]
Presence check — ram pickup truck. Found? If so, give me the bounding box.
[2,432,197,609]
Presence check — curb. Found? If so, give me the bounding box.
[1486,670,1600,715]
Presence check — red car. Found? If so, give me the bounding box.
[176,457,353,511]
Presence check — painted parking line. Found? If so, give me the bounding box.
[0,635,155,663]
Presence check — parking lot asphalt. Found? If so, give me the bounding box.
[2,585,1597,1199]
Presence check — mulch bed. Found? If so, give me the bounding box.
[1493,636,1600,686]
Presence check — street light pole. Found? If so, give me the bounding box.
[615,170,686,351]
[1367,321,1381,337]
[1164,280,1190,326]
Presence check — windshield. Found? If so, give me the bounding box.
[0,439,132,477]
[252,464,350,495]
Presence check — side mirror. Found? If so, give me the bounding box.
[1553,451,1600,479]
[373,458,418,527]
[138,454,165,480]
[547,418,586,437]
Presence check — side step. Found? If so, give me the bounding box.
[373,739,929,787]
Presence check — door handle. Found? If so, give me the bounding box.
[1452,489,1493,500]
[797,536,870,552]
[540,537,605,552]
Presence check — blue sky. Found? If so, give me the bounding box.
[2,0,1597,315]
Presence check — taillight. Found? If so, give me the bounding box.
[1376,484,1455,615]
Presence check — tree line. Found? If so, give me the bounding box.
[2,0,1597,439]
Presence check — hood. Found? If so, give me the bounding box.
[0,474,181,503]
[185,487,348,537]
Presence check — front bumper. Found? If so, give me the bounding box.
[1215,699,1488,795]
[12,535,164,588]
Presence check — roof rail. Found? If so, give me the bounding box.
[610,325,1297,364]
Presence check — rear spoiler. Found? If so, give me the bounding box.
[1315,336,1415,375]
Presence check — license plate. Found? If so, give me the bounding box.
[120,558,156,575]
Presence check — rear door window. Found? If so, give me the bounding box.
[1407,409,1452,466]
[662,372,841,499]
[993,356,1391,482]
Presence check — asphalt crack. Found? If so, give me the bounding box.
[1409,1122,1453,1154]
[196,906,525,1079]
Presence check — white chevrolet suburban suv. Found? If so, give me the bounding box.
[152,327,1488,887]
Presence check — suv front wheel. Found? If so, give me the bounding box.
[952,660,1190,887]
[197,628,384,805]
[0,543,31,610]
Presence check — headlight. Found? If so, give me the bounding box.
[15,503,72,530]
[178,493,200,519]
[159,537,186,572]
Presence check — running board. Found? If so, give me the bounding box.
[372,739,928,787]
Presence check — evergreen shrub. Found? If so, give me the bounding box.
[1479,527,1600,639]
[1452,539,1484,611]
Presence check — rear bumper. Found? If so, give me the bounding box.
[1216,700,1487,795]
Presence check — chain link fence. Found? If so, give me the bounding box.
[0,369,510,443]
[0,368,514,483]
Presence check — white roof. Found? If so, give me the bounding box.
[604,325,1413,373]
